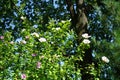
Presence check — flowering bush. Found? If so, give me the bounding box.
[0,20,94,79]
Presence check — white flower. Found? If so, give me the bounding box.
[83,39,90,44]
[21,40,27,44]
[10,41,14,44]
[31,32,39,37]
[38,38,46,42]
[82,33,91,38]
[61,20,66,23]
[101,56,109,63]
[20,16,26,20]
[55,27,60,30]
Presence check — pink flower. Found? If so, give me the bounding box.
[36,62,41,68]
[0,36,4,40]
[21,74,26,79]
[32,53,37,57]
[25,36,29,39]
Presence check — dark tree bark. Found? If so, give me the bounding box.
[66,0,76,29]
[66,0,93,79]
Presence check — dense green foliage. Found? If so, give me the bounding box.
[0,0,120,80]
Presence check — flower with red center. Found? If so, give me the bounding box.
[21,73,26,79]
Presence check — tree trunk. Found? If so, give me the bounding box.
[66,0,93,79]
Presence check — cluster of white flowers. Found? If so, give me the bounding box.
[38,37,46,42]
[31,32,47,43]
[82,33,91,44]
[31,32,39,38]
[101,56,110,63]
[82,33,91,38]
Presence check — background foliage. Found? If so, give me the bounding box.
[0,0,120,80]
